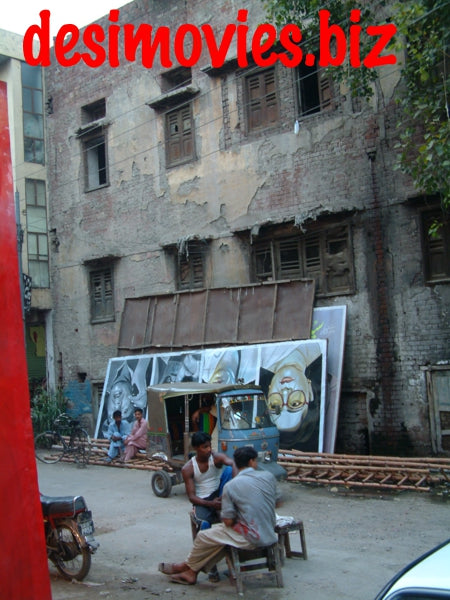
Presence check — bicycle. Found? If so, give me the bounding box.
[35,413,92,466]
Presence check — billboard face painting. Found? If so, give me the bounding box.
[258,340,326,452]
[95,356,153,438]
[95,339,327,452]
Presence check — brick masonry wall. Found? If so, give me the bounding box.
[44,0,450,455]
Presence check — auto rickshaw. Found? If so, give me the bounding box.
[146,382,286,497]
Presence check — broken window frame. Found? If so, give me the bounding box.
[295,58,334,118]
[89,266,115,323]
[82,128,109,192]
[252,223,355,296]
[167,240,207,291]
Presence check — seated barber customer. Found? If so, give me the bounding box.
[158,445,279,585]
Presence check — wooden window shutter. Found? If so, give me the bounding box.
[178,242,204,289]
[167,110,182,163]
[247,69,279,131]
[278,238,301,278]
[181,106,193,158]
[166,105,193,166]
[318,70,333,111]
[263,69,278,124]
[248,73,263,130]
[91,268,114,320]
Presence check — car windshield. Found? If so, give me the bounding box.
[219,393,273,430]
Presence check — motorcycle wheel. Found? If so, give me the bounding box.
[35,432,64,464]
[53,521,91,581]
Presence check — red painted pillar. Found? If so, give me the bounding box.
[0,81,52,599]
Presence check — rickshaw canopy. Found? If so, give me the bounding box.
[147,382,263,399]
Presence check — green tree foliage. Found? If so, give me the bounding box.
[262,0,450,211]
[31,386,67,434]
[394,0,449,212]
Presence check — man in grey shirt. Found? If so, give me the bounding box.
[158,446,278,585]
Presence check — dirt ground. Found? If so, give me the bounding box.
[37,460,450,600]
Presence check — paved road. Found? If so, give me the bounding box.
[37,460,450,600]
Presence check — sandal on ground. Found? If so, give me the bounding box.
[158,562,188,575]
[170,573,196,585]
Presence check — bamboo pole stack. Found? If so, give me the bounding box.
[278,449,450,492]
[59,438,450,494]
[60,437,171,471]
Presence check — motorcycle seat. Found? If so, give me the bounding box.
[40,494,86,517]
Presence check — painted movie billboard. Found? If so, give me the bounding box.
[95,338,327,452]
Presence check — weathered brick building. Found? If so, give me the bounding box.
[44,0,449,455]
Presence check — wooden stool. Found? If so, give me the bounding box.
[225,543,283,595]
[275,519,307,561]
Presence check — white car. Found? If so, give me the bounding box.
[374,539,450,599]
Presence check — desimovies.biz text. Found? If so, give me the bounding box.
[23,9,397,69]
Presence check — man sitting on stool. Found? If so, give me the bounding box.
[104,409,131,462]
[158,445,279,585]
[183,431,236,531]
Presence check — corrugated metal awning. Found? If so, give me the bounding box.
[117,280,315,355]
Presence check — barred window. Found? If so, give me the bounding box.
[252,224,354,296]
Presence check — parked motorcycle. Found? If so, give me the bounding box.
[41,493,99,580]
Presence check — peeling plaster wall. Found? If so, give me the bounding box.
[45,0,450,455]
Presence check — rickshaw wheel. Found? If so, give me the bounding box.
[151,470,173,497]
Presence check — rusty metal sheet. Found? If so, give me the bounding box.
[273,280,316,340]
[118,297,150,351]
[118,280,315,354]
[204,288,240,344]
[237,285,275,342]
[142,297,157,349]
[151,295,178,348]
[173,291,207,347]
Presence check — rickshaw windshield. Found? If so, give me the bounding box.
[219,394,272,430]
